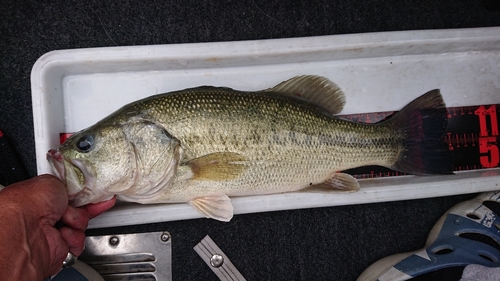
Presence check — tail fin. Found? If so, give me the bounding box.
[388,90,453,175]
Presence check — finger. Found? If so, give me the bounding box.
[30,175,69,225]
[42,226,70,277]
[60,206,89,230]
[33,175,68,210]
[59,227,86,257]
[61,196,116,231]
[83,196,117,219]
[1,175,68,222]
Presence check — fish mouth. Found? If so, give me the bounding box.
[47,149,96,200]
[47,149,65,181]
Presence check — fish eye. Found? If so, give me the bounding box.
[76,135,94,152]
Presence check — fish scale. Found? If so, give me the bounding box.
[142,89,400,170]
[130,88,403,201]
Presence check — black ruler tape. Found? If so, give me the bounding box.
[60,104,500,179]
[342,104,500,178]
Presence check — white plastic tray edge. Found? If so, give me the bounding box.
[88,169,500,228]
[30,27,500,228]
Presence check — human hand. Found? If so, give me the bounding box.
[0,174,116,280]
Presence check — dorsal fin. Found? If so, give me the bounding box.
[264,75,346,115]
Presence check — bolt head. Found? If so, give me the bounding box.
[210,254,224,268]
[160,233,170,242]
[109,236,119,246]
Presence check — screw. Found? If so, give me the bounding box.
[160,232,170,242]
[109,236,119,246]
[210,254,224,268]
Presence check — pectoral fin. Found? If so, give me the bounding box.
[186,152,248,181]
[301,172,360,193]
[189,195,234,222]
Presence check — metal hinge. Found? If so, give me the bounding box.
[194,235,246,281]
[80,231,172,281]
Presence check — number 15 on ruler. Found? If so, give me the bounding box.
[475,105,499,168]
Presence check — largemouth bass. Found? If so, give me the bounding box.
[47,75,452,221]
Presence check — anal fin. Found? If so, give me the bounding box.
[189,195,234,222]
[301,172,360,193]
